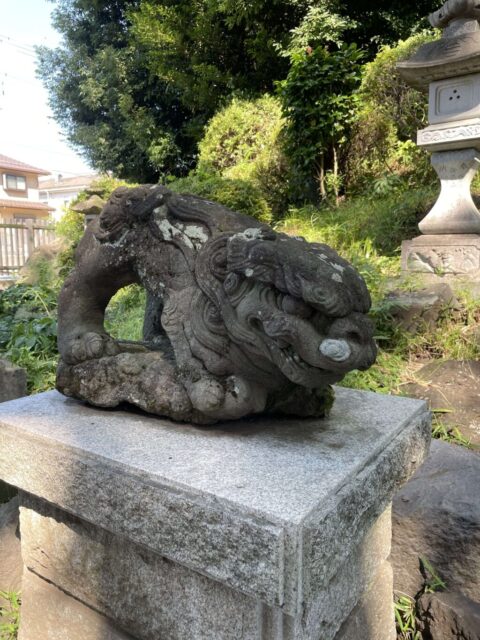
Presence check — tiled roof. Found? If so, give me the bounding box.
[0,154,50,176]
[39,174,98,190]
[0,199,54,212]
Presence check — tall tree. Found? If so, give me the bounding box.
[337,0,440,48]
[38,0,195,182]
[38,0,317,181]
[38,0,439,182]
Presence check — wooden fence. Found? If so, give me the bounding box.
[0,219,56,279]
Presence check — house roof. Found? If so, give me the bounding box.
[0,199,54,212]
[39,174,98,191]
[0,154,50,176]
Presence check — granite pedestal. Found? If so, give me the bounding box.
[401,233,480,277]
[0,359,27,403]
[0,389,431,640]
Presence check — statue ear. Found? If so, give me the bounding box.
[95,188,131,241]
[127,185,169,221]
[226,228,277,277]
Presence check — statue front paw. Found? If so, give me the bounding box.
[187,375,266,421]
[63,332,120,364]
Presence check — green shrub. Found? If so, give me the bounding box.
[89,175,134,196]
[197,95,284,175]
[347,32,437,192]
[196,96,289,217]
[55,208,85,280]
[169,175,272,223]
[55,208,85,246]
[0,285,58,393]
[278,43,363,203]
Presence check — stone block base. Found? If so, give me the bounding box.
[401,234,480,277]
[336,562,395,640]
[0,390,430,640]
[18,493,394,640]
[18,561,395,640]
[18,569,134,640]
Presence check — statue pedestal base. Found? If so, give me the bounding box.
[402,234,480,277]
[0,390,430,640]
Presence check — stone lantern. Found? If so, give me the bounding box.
[71,192,106,226]
[398,0,480,277]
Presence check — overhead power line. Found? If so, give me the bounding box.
[0,33,36,52]
[0,36,37,60]
[0,72,39,87]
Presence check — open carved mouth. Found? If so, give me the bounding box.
[259,332,345,388]
[233,283,374,388]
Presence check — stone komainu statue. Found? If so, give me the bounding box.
[57,186,377,423]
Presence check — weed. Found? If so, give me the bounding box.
[394,559,445,640]
[0,285,58,393]
[420,557,447,594]
[277,186,433,257]
[340,350,405,394]
[431,412,472,449]
[0,591,20,640]
[394,594,422,640]
[0,282,146,392]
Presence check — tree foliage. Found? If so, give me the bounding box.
[129,0,313,114]
[38,0,439,185]
[278,43,363,202]
[38,0,193,182]
[39,0,323,181]
[346,32,436,192]
[336,0,440,47]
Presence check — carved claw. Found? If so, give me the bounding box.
[187,375,266,421]
[187,377,225,414]
[64,332,120,365]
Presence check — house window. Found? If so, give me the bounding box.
[5,174,27,191]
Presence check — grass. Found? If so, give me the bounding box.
[0,592,20,640]
[105,284,146,342]
[394,594,422,640]
[431,412,472,449]
[394,557,446,640]
[276,185,434,256]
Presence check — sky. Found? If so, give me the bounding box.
[0,0,93,176]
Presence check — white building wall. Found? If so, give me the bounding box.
[39,188,84,221]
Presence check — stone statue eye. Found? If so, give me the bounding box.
[223,272,241,294]
[282,295,313,318]
[248,316,263,331]
[251,244,274,263]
